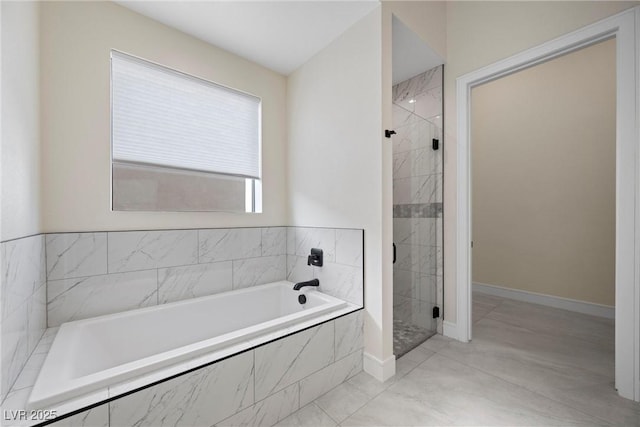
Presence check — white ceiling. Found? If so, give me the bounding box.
[392,15,444,85]
[115,1,380,76]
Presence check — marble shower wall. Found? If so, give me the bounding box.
[0,235,47,401]
[392,65,444,332]
[45,226,363,327]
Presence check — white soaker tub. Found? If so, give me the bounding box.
[29,281,348,410]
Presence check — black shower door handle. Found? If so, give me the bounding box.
[393,243,396,264]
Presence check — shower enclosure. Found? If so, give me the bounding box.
[392,65,444,357]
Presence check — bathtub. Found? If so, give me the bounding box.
[28,281,348,410]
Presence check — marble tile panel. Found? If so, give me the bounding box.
[52,405,109,427]
[334,311,364,360]
[393,243,418,273]
[1,387,33,427]
[109,350,254,427]
[11,350,46,392]
[255,322,334,401]
[345,371,397,398]
[392,118,432,154]
[199,228,262,263]
[2,235,45,319]
[314,262,363,306]
[47,270,157,326]
[419,245,441,276]
[45,233,105,281]
[289,228,336,262]
[393,148,441,180]
[108,230,197,273]
[393,175,437,205]
[273,403,337,427]
[261,227,286,257]
[413,86,442,121]
[299,349,362,407]
[335,229,362,268]
[158,261,232,304]
[392,66,442,104]
[232,255,286,289]
[26,283,46,354]
[392,104,419,129]
[218,383,299,427]
[1,300,28,398]
[395,346,434,378]
[286,255,313,284]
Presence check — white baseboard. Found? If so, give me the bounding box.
[363,352,396,382]
[473,282,615,319]
[442,320,463,341]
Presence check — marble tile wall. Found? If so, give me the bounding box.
[39,310,363,427]
[44,228,286,327]
[392,65,444,335]
[0,235,46,402]
[286,228,364,306]
[45,226,363,327]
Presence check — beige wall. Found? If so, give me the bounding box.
[443,1,637,321]
[472,39,615,306]
[1,1,41,241]
[40,1,287,233]
[287,8,385,363]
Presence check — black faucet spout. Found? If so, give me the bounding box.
[293,279,320,291]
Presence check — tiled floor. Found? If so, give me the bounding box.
[276,292,640,426]
[393,318,435,357]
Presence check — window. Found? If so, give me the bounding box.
[110,50,262,212]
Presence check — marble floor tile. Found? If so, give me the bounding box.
[472,300,496,323]
[484,298,615,349]
[438,318,613,393]
[342,354,605,426]
[314,381,372,423]
[273,403,336,427]
[417,334,452,353]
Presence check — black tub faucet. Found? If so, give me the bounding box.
[293,279,320,291]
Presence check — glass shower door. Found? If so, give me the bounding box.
[392,65,443,358]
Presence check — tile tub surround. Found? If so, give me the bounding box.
[392,65,444,338]
[1,234,47,401]
[45,226,363,327]
[1,310,364,427]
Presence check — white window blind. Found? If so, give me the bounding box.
[111,51,261,179]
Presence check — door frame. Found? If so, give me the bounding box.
[454,7,640,401]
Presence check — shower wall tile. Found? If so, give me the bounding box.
[109,350,254,427]
[158,261,232,304]
[393,147,441,179]
[45,233,106,281]
[412,86,443,121]
[314,262,363,306]
[262,227,287,257]
[107,230,198,273]
[53,405,109,427]
[393,175,438,205]
[254,322,334,401]
[218,383,300,427]
[47,270,157,326]
[299,349,363,407]
[335,311,364,360]
[232,255,286,289]
[393,66,442,104]
[392,117,432,153]
[335,229,363,268]
[199,228,262,263]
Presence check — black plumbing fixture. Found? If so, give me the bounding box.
[307,248,323,267]
[432,138,440,150]
[293,278,319,291]
[298,294,307,304]
[385,129,397,138]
